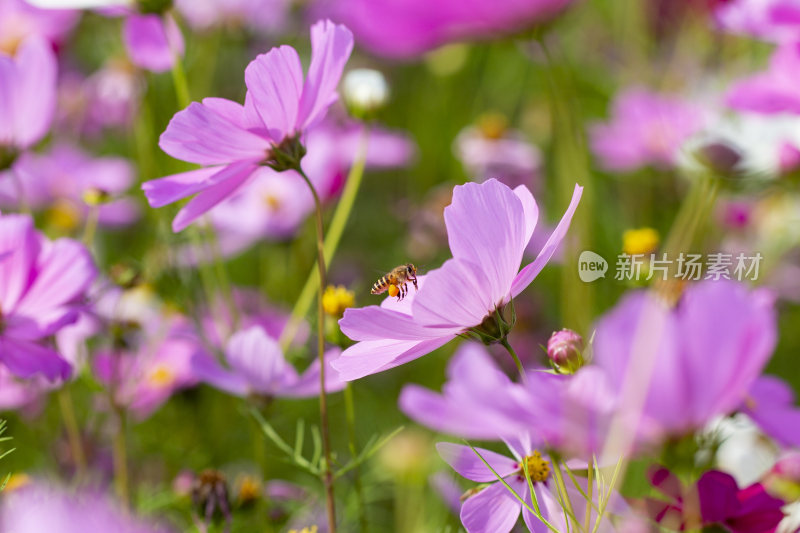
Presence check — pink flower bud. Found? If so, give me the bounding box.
[546,329,584,372]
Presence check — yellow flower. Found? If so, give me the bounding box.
[322,285,355,318]
[4,473,31,492]
[622,227,660,255]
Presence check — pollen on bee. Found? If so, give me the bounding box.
[388,285,400,297]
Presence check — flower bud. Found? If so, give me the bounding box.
[546,329,584,373]
[343,68,389,118]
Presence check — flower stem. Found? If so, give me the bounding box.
[57,389,87,477]
[344,383,368,532]
[279,129,370,351]
[297,168,336,533]
[499,338,527,383]
[112,404,129,504]
[584,459,594,533]
[170,48,191,109]
[82,205,99,247]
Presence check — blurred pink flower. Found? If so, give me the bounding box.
[175,0,289,33]
[93,315,204,420]
[0,0,78,54]
[192,325,344,398]
[593,280,777,447]
[454,124,541,189]
[741,374,800,448]
[0,480,174,532]
[142,19,354,231]
[727,42,800,115]
[0,36,57,152]
[0,213,96,380]
[334,178,582,381]
[714,0,800,42]
[317,0,576,58]
[589,87,704,172]
[0,143,139,227]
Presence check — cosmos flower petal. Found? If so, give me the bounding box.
[224,326,291,394]
[297,20,354,131]
[697,471,740,523]
[191,351,250,396]
[413,258,495,329]
[0,214,39,313]
[460,478,524,533]
[727,42,800,114]
[159,102,270,166]
[141,166,227,208]
[510,184,583,298]
[444,179,529,305]
[0,337,71,381]
[400,385,507,439]
[513,184,539,248]
[244,45,304,142]
[339,305,459,341]
[333,336,454,381]
[648,466,683,501]
[171,162,257,232]
[278,348,345,397]
[14,238,96,318]
[122,14,184,73]
[436,443,519,482]
[9,37,57,149]
[743,375,800,447]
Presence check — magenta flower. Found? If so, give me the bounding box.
[0,36,57,153]
[593,280,777,446]
[192,325,344,398]
[142,19,354,232]
[334,178,582,381]
[714,0,800,42]
[0,143,139,228]
[318,0,576,58]
[0,480,175,533]
[589,88,704,172]
[741,375,800,448]
[645,467,786,533]
[727,42,800,115]
[439,437,625,533]
[0,213,96,380]
[175,0,289,33]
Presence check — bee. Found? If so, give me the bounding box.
[371,263,418,301]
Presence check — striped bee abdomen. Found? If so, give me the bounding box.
[371,276,389,294]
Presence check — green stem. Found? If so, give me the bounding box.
[552,458,581,532]
[500,338,527,383]
[57,389,87,477]
[82,205,99,247]
[279,129,370,351]
[112,405,129,504]
[584,459,594,533]
[344,384,368,532]
[297,168,337,533]
[170,45,191,109]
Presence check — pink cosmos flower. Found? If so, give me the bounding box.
[645,467,786,533]
[316,0,576,58]
[741,375,800,448]
[0,143,139,228]
[0,36,57,153]
[334,178,582,381]
[0,0,78,54]
[192,325,344,398]
[593,280,777,447]
[0,213,96,380]
[589,88,704,172]
[454,123,542,189]
[142,19,354,232]
[181,122,414,262]
[727,42,800,115]
[439,437,626,533]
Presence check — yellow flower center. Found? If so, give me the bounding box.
[322,285,355,318]
[263,193,282,211]
[520,451,550,483]
[288,527,318,533]
[46,199,82,232]
[4,473,31,492]
[622,227,660,256]
[148,365,175,387]
[236,476,261,504]
[477,112,509,140]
